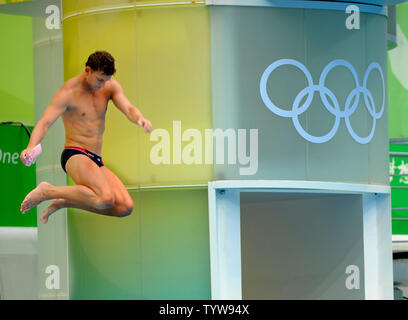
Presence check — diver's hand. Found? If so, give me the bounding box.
[20,144,42,166]
[20,148,33,165]
[137,117,152,133]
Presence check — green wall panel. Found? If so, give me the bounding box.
[388,2,408,138]
[0,10,36,227]
[0,13,35,125]
[0,0,32,4]
[68,188,211,299]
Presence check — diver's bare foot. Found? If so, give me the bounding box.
[40,199,65,224]
[20,181,51,214]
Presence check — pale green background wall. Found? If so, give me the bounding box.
[68,188,211,299]
[31,4,69,299]
[0,0,69,299]
[0,3,38,301]
[0,9,36,227]
[0,12,35,124]
[388,3,408,138]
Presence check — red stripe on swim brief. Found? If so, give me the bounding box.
[64,146,92,158]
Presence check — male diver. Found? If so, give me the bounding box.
[20,51,152,223]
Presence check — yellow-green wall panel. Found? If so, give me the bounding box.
[61,17,81,79]
[62,5,212,186]
[0,13,35,124]
[0,0,30,4]
[68,188,211,299]
[65,10,141,185]
[135,6,212,186]
[68,191,142,299]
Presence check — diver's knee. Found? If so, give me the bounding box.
[96,192,115,209]
[116,200,134,217]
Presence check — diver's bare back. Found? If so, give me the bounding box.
[61,75,111,156]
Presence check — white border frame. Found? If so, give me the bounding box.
[205,0,387,16]
[208,180,393,300]
[62,1,206,21]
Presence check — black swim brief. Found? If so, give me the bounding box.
[60,146,104,173]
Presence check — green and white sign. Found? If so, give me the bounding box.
[390,143,408,235]
[0,124,37,227]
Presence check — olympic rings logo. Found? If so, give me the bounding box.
[259,59,385,144]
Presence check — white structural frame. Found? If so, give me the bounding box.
[208,180,393,300]
[205,0,388,16]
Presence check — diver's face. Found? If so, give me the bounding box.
[86,67,111,91]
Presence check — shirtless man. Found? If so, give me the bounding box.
[20,51,152,224]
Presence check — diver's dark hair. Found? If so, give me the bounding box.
[85,51,116,76]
